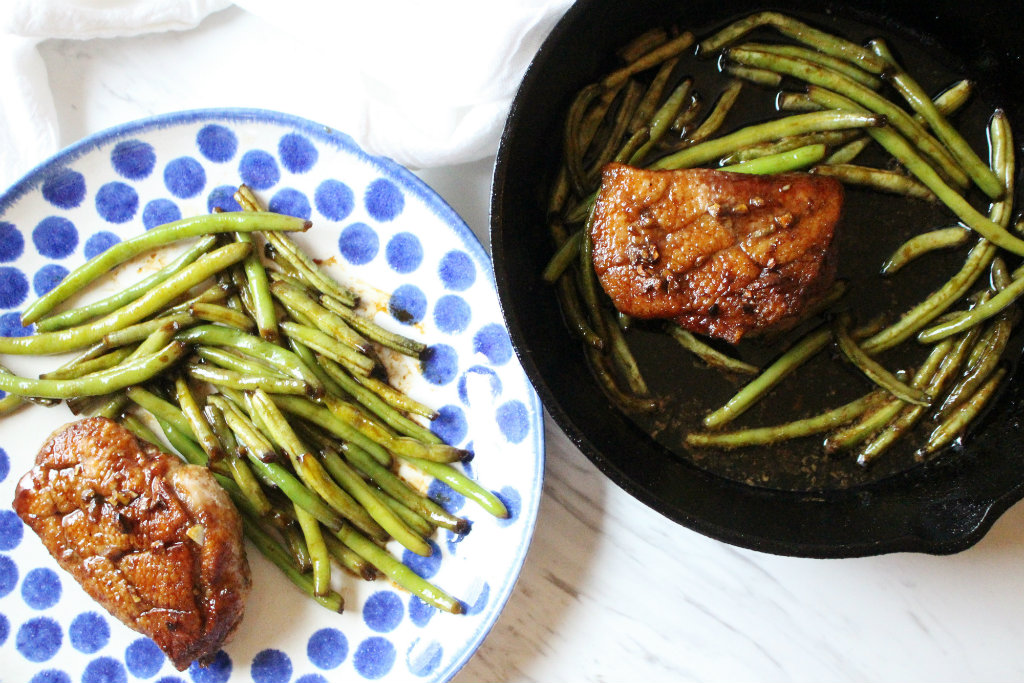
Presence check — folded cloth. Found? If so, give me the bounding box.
[0,0,573,190]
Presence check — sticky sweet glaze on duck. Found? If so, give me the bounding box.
[590,163,843,343]
[13,417,250,671]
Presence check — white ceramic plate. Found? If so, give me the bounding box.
[0,109,543,683]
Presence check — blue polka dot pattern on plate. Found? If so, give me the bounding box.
[363,592,404,633]
[0,555,17,598]
[364,178,404,222]
[251,649,291,683]
[421,344,458,386]
[16,616,62,662]
[111,140,156,180]
[385,232,423,274]
[125,638,165,678]
[473,323,513,365]
[496,400,530,444]
[239,150,280,190]
[315,180,354,221]
[428,478,465,516]
[84,231,121,259]
[457,366,501,404]
[402,540,442,580]
[0,445,8,481]
[207,185,242,213]
[163,157,206,199]
[29,670,70,683]
[41,169,86,209]
[21,567,62,610]
[306,628,347,670]
[142,199,181,230]
[28,262,63,300]
[269,187,311,219]
[0,266,29,308]
[0,509,23,550]
[0,222,25,261]
[95,181,139,224]
[438,250,475,291]
[407,597,436,628]
[495,487,522,527]
[430,405,467,445]
[188,650,231,683]
[465,582,490,616]
[70,612,110,654]
[279,133,318,173]
[406,639,443,677]
[0,613,7,646]
[339,222,378,264]
[196,124,238,163]
[0,311,33,337]
[83,657,127,683]
[156,677,186,683]
[295,675,328,683]
[388,284,426,325]
[433,294,470,334]
[33,216,78,258]
[353,637,396,680]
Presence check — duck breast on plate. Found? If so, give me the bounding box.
[13,417,250,671]
[590,163,843,343]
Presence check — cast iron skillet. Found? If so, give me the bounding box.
[490,0,1024,557]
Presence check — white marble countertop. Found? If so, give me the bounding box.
[9,6,1024,682]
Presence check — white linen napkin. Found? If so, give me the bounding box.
[0,0,573,190]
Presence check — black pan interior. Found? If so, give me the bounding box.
[491,0,1024,557]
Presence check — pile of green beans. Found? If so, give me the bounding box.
[544,12,1021,467]
[0,189,507,614]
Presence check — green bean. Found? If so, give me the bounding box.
[685,80,743,144]
[337,439,468,533]
[234,231,279,341]
[39,346,136,380]
[205,403,272,517]
[125,386,193,437]
[325,395,467,464]
[723,64,781,88]
[264,231,359,307]
[0,393,26,417]
[870,38,1003,199]
[936,319,1013,422]
[881,227,970,275]
[666,325,758,375]
[807,90,1024,257]
[0,341,186,398]
[720,130,855,164]
[703,327,831,428]
[318,294,427,358]
[777,92,823,112]
[1,243,249,355]
[586,345,659,412]
[177,324,325,397]
[270,280,370,354]
[380,495,435,539]
[583,80,643,182]
[250,390,388,541]
[824,137,870,165]
[119,413,165,449]
[400,456,508,519]
[729,48,968,187]
[630,79,694,164]
[918,367,1007,458]
[100,313,197,349]
[272,393,398,469]
[174,376,224,461]
[188,302,254,331]
[603,31,695,89]
[836,315,931,405]
[917,275,1024,343]
[93,393,129,420]
[687,392,879,448]
[236,449,346,533]
[650,110,882,171]
[618,26,669,63]
[242,515,344,612]
[628,60,675,135]
[165,281,237,316]
[600,305,648,396]
[719,143,826,174]
[698,11,887,74]
[563,84,603,194]
[275,518,313,573]
[21,212,307,326]
[322,533,378,581]
[318,355,439,443]
[194,346,290,379]
[554,274,604,349]
[356,374,437,420]
[279,321,375,377]
[334,523,462,614]
[208,394,278,462]
[293,505,332,596]
[318,443,431,556]
[811,163,936,200]
[188,364,311,396]
[35,235,219,333]
[736,41,883,89]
